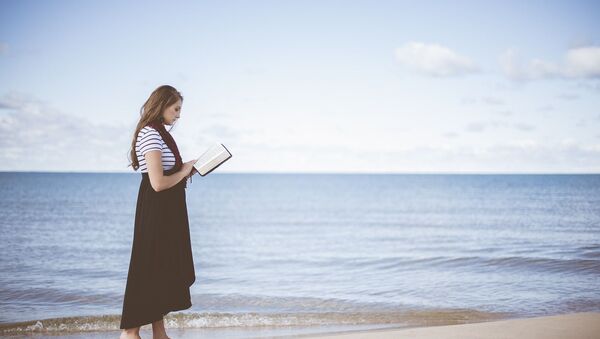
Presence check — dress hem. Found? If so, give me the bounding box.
[119,299,193,330]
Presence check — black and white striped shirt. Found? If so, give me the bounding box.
[135,126,176,173]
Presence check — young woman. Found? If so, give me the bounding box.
[120,85,198,339]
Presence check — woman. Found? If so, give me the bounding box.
[120,85,198,339]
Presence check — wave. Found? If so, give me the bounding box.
[347,255,600,275]
[0,308,513,334]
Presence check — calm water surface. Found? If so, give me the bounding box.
[1,172,599,335]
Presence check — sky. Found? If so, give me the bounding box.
[1,0,599,173]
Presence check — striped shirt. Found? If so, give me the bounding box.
[135,126,176,173]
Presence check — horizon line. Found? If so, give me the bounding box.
[1,170,599,175]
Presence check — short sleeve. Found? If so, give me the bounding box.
[138,129,163,156]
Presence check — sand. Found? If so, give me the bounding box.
[291,312,600,339]
[3,312,599,338]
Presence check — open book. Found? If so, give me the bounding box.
[193,142,232,176]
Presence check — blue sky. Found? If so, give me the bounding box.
[1,0,599,173]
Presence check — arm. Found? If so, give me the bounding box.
[144,150,189,192]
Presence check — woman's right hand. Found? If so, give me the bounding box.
[182,159,198,176]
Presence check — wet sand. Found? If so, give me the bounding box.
[290,312,600,339]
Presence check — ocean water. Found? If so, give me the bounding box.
[1,172,599,336]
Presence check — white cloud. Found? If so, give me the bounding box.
[513,122,535,131]
[500,46,600,81]
[0,91,244,172]
[0,91,132,172]
[464,121,535,133]
[564,46,600,77]
[394,42,479,77]
[363,140,600,173]
[459,96,505,106]
[494,109,513,117]
[557,93,578,100]
[481,96,505,106]
[465,122,486,132]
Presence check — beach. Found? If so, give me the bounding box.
[295,312,600,339]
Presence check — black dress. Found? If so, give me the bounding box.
[120,171,196,329]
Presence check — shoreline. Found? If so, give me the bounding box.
[2,312,598,338]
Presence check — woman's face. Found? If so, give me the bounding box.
[162,99,182,125]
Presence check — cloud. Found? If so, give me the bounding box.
[365,140,600,173]
[464,121,535,133]
[557,93,579,100]
[573,80,600,92]
[0,91,245,172]
[0,91,132,172]
[513,123,534,131]
[485,139,600,170]
[460,96,505,106]
[394,42,479,77]
[575,119,587,127]
[481,96,505,106]
[443,132,459,138]
[564,47,600,77]
[459,97,477,105]
[0,101,14,109]
[537,105,554,112]
[500,46,600,81]
[493,109,513,116]
[465,122,486,132]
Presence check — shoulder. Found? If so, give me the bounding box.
[140,125,158,134]
[138,126,162,140]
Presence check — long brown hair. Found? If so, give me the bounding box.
[127,85,184,171]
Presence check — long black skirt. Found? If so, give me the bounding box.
[120,172,196,329]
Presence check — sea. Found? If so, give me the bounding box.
[1,172,599,338]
